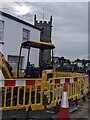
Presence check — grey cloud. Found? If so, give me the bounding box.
[1,2,88,60]
[28,2,88,36]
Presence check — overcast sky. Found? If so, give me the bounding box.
[0,1,88,60]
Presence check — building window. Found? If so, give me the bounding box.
[0,20,4,42]
[23,28,30,42]
[8,55,24,72]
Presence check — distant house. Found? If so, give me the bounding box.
[0,11,41,72]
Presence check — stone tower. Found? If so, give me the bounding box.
[34,15,52,66]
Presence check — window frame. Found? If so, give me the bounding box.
[23,28,30,42]
[0,20,4,43]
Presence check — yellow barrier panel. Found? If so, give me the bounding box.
[0,78,44,111]
[81,75,89,96]
[46,74,89,109]
[0,72,89,111]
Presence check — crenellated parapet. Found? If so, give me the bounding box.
[34,15,52,26]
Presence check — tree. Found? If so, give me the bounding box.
[58,57,65,67]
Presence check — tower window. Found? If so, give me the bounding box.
[23,28,30,42]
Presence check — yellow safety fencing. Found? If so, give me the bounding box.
[46,74,89,109]
[0,78,44,111]
[0,71,89,111]
[55,71,83,77]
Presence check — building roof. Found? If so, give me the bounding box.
[0,11,41,31]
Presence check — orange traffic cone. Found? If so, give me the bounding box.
[58,83,70,120]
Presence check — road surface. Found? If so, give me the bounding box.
[1,98,89,120]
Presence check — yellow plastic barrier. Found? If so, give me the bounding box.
[0,72,89,111]
[55,71,83,77]
[46,74,89,109]
[81,75,89,96]
[0,78,44,111]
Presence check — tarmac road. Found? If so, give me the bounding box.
[70,99,89,120]
[1,98,89,120]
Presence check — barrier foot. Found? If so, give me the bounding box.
[26,111,29,120]
[75,98,78,106]
[77,105,85,109]
[82,96,86,101]
[54,102,60,113]
[26,107,31,120]
[10,116,16,120]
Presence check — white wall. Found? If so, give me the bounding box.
[0,44,2,53]
[0,15,41,68]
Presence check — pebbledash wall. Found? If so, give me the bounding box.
[0,11,41,73]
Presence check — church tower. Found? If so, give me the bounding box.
[34,15,53,66]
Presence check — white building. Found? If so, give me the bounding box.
[0,11,41,72]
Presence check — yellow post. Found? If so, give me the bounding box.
[17,87,20,106]
[4,87,7,108]
[10,87,14,107]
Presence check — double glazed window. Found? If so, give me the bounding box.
[23,28,30,42]
[0,20,4,42]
